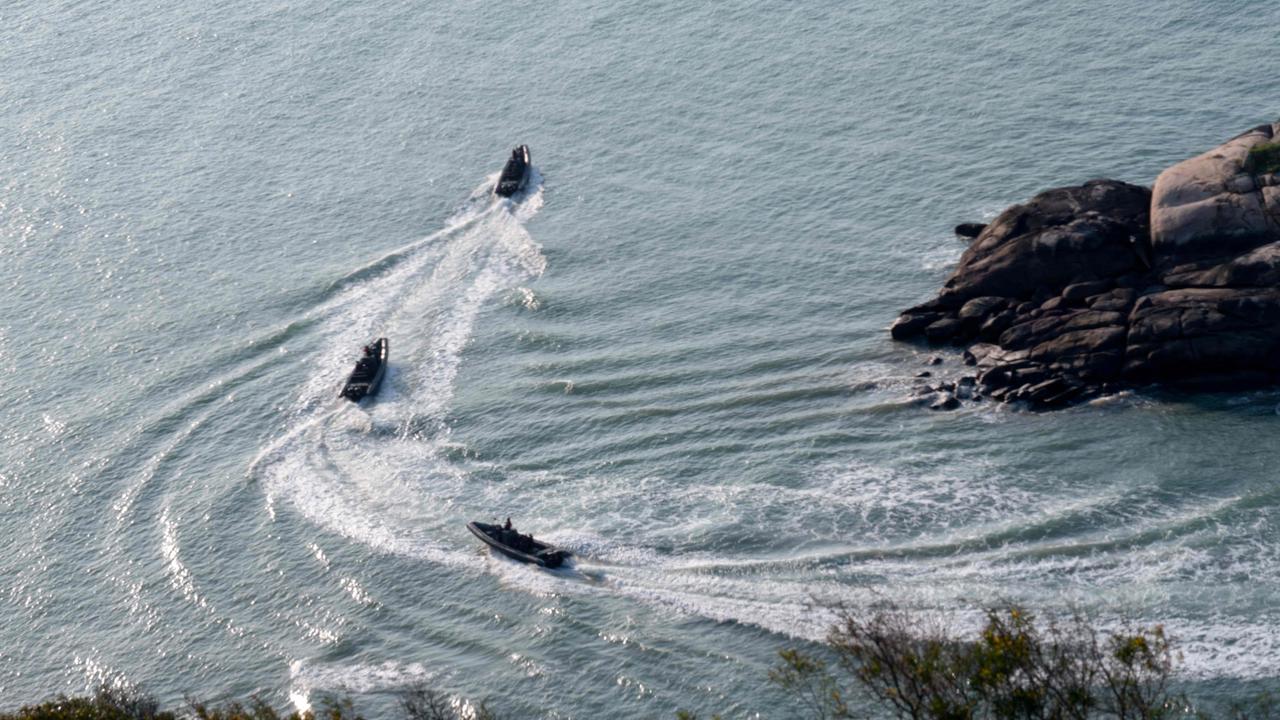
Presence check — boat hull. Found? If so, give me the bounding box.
[340,337,388,402]
[494,145,531,198]
[467,521,569,568]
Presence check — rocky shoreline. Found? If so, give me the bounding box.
[893,121,1280,409]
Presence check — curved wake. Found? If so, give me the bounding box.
[251,174,547,570]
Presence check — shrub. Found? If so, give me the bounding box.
[1,686,173,720]
[772,604,1182,720]
[1247,142,1280,175]
[399,685,497,720]
[1,686,494,720]
[187,695,359,720]
[769,649,849,720]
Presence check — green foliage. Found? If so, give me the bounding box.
[399,686,455,720]
[398,685,498,720]
[768,649,850,720]
[1,686,495,720]
[187,695,361,720]
[772,605,1183,720]
[1,687,174,720]
[1247,142,1280,175]
[188,696,294,720]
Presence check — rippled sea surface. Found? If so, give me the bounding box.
[3,1,1280,716]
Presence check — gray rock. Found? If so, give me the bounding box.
[1022,378,1069,403]
[958,296,1008,321]
[934,180,1150,305]
[964,343,1028,368]
[1062,280,1112,301]
[978,309,1018,342]
[1162,242,1280,288]
[1150,122,1280,270]
[1008,366,1050,387]
[924,318,964,344]
[997,310,1124,351]
[955,376,977,399]
[1039,383,1084,407]
[1027,326,1126,361]
[891,312,943,340]
[1087,287,1137,312]
[977,359,1045,391]
[1125,288,1280,383]
[930,394,961,411]
[894,121,1280,409]
[1007,383,1036,402]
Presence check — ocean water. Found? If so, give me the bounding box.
[3,0,1280,716]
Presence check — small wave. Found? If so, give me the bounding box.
[159,505,208,610]
[289,658,436,714]
[155,504,265,647]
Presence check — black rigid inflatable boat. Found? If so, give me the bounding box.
[340,338,388,402]
[494,145,530,197]
[467,520,570,568]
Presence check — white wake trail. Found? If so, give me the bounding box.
[251,176,546,568]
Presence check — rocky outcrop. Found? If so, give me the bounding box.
[893,121,1280,409]
[954,222,987,239]
[1150,123,1280,270]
